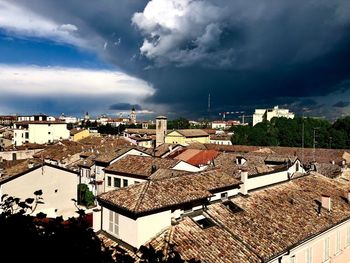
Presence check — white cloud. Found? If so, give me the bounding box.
[0,1,84,46]
[132,0,225,66]
[0,65,155,99]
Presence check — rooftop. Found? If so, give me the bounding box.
[98,169,241,216]
[104,155,179,178]
[170,129,209,138]
[150,173,350,262]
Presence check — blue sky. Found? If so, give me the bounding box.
[1,0,350,120]
[0,32,110,69]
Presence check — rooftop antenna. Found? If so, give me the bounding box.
[207,93,211,121]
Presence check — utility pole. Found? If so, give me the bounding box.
[313,127,319,163]
[207,93,211,121]
[302,112,304,163]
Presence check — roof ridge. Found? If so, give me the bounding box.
[133,181,151,212]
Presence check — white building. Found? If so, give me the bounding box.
[0,162,79,219]
[59,114,78,124]
[211,121,226,130]
[13,121,70,146]
[253,106,294,126]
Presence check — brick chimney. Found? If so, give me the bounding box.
[321,195,331,211]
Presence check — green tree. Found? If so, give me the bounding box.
[168,118,190,129]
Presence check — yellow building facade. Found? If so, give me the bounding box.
[165,130,210,145]
[71,129,90,142]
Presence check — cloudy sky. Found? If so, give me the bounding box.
[1,0,350,120]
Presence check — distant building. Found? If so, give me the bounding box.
[211,121,226,130]
[13,121,70,146]
[70,128,90,142]
[253,105,294,126]
[130,107,136,124]
[0,115,17,126]
[165,129,210,145]
[156,116,167,147]
[59,114,78,124]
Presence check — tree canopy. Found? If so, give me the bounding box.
[231,116,350,149]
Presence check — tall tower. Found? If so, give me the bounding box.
[130,107,136,124]
[156,116,167,147]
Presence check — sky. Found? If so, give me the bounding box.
[0,0,350,121]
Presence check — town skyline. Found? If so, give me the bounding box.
[0,0,350,120]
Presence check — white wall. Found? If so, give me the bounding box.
[210,189,239,202]
[29,123,69,144]
[173,161,202,172]
[0,149,43,161]
[0,165,78,219]
[104,173,146,192]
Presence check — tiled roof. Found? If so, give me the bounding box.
[149,217,261,263]
[205,144,349,164]
[104,155,179,178]
[125,129,156,136]
[148,168,189,180]
[174,149,202,161]
[145,143,182,157]
[315,163,342,178]
[94,147,135,163]
[213,152,279,177]
[208,173,350,261]
[172,129,209,138]
[0,159,41,183]
[186,150,219,166]
[150,174,350,262]
[98,169,241,216]
[210,135,231,140]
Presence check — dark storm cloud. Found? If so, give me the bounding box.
[10,0,350,118]
[333,101,350,108]
[109,103,141,111]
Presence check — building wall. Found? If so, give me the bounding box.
[209,188,239,202]
[210,139,232,145]
[0,165,78,219]
[104,173,146,192]
[101,207,172,248]
[13,129,28,146]
[173,161,203,172]
[29,123,69,144]
[0,137,12,149]
[72,129,90,141]
[273,219,350,263]
[136,210,172,248]
[212,122,226,130]
[0,149,43,161]
[165,131,210,145]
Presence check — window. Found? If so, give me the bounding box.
[221,192,228,200]
[108,211,119,236]
[192,215,215,229]
[48,132,51,135]
[123,179,128,187]
[324,237,330,261]
[113,178,121,188]
[107,176,112,187]
[306,247,312,263]
[290,255,296,263]
[336,231,341,254]
[347,226,350,247]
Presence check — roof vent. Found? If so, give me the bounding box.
[321,195,331,211]
[151,165,158,174]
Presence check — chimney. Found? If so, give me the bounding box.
[321,195,331,211]
[151,165,158,174]
[240,169,248,195]
[156,116,167,147]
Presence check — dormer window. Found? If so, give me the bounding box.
[192,215,215,229]
[223,200,243,213]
